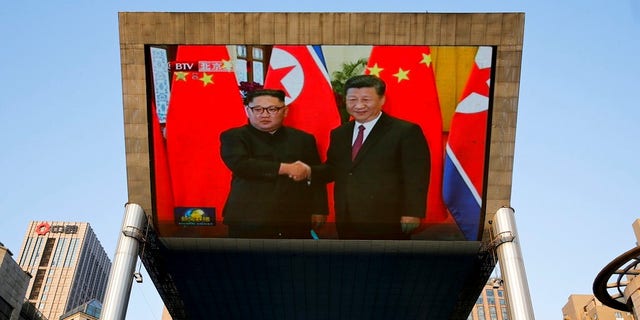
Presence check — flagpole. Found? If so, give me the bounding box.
[491,206,535,319]
[102,203,147,320]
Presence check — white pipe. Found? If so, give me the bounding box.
[492,206,535,320]
[101,203,146,320]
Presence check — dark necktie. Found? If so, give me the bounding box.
[352,124,365,160]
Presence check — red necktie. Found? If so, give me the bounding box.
[352,124,365,160]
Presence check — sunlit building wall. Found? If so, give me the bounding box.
[467,278,510,320]
[16,221,111,320]
[563,294,634,320]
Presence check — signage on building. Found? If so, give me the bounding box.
[35,222,78,235]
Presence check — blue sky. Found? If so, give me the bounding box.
[1,1,639,319]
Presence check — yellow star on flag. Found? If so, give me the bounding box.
[222,59,233,71]
[420,53,432,67]
[175,72,188,81]
[393,68,410,83]
[367,63,384,77]
[200,73,214,86]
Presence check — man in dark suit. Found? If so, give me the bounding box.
[314,75,430,239]
[220,89,328,238]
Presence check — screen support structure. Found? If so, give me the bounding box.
[102,203,147,320]
[491,206,535,319]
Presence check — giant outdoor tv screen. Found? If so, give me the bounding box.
[144,44,494,241]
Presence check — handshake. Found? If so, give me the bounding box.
[279,161,311,182]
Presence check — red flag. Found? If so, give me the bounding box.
[450,46,491,195]
[263,45,340,161]
[165,46,247,226]
[365,46,447,222]
[151,100,175,225]
[264,45,341,222]
[443,46,492,240]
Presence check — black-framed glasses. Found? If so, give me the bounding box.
[248,106,285,115]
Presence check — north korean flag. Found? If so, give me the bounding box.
[443,46,493,240]
[263,45,340,161]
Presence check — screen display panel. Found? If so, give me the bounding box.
[145,44,494,241]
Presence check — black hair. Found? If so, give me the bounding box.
[244,89,286,105]
[344,75,386,96]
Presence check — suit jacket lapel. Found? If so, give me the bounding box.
[335,122,356,167]
[352,113,391,165]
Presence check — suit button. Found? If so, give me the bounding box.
[348,172,353,175]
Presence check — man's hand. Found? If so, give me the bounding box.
[279,161,311,181]
[311,214,326,229]
[293,161,311,182]
[400,216,421,234]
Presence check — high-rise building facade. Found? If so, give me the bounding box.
[16,221,111,320]
[563,294,634,320]
[467,278,510,320]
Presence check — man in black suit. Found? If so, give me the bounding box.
[220,89,328,238]
[314,75,430,239]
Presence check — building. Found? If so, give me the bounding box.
[59,299,102,320]
[467,278,510,320]
[16,221,111,320]
[563,294,634,320]
[0,242,31,320]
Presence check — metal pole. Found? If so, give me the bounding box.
[492,206,535,320]
[101,203,146,320]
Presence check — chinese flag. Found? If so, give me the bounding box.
[366,45,447,222]
[443,46,493,240]
[264,45,341,221]
[165,46,247,223]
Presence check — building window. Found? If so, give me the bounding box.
[234,45,269,85]
[486,289,495,305]
[489,306,497,320]
[501,306,509,320]
[18,237,33,266]
[28,237,44,267]
[64,238,79,267]
[478,306,486,320]
[51,238,67,266]
[476,296,483,304]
